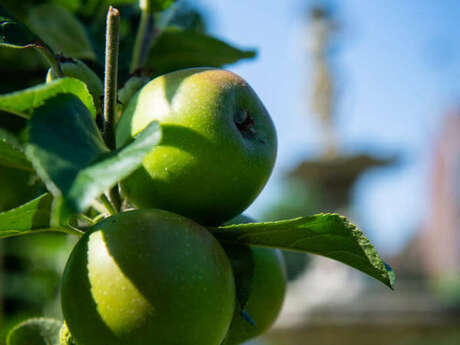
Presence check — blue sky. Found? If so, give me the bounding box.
[198,0,460,254]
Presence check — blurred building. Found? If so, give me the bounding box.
[266,112,460,345]
[262,3,460,343]
[420,112,460,279]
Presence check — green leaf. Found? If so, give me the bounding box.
[46,58,104,112]
[0,77,96,119]
[0,194,53,239]
[54,0,82,12]
[7,317,62,345]
[0,128,33,170]
[145,28,256,74]
[168,3,206,33]
[26,4,96,60]
[118,76,150,107]
[211,214,395,289]
[109,0,177,12]
[0,5,37,48]
[26,93,162,223]
[147,0,177,12]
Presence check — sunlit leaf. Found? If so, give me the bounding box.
[212,214,395,289]
[0,77,96,119]
[0,194,53,239]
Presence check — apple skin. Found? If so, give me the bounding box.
[223,215,287,345]
[61,209,235,345]
[116,68,277,226]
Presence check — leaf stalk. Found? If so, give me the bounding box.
[130,0,154,73]
[54,226,84,237]
[35,42,64,78]
[100,194,116,216]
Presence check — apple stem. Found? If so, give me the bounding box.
[103,6,120,150]
[103,7,123,213]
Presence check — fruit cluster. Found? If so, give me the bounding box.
[61,68,287,345]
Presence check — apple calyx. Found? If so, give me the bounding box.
[235,109,256,138]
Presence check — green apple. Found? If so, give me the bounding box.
[61,209,235,345]
[116,68,277,226]
[223,215,287,345]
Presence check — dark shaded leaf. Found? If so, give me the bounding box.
[222,244,255,313]
[0,77,96,119]
[222,214,256,321]
[0,5,37,48]
[169,2,207,33]
[26,4,96,60]
[212,214,395,289]
[145,28,256,74]
[7,317,62,345]
[25,93,161,223]
[0,194,53,239]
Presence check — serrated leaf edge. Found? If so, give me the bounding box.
[0,77,96,119]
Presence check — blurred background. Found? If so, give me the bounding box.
[1,0,459,344]
[205,1,460,345]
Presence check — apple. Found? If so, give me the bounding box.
[223,215,287,345]
[61,209,235,345]
[116,68,277,226]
